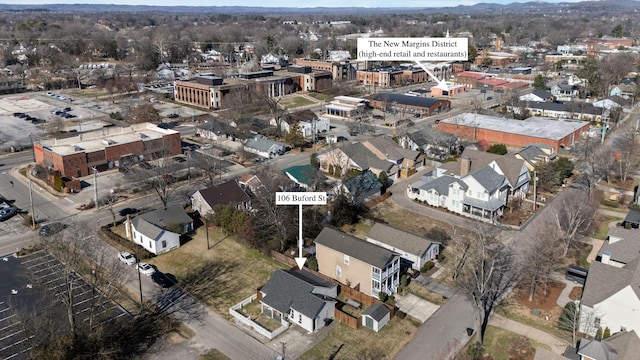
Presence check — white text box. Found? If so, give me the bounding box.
[357,37,468,61]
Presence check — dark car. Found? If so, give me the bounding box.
[406,121,415,127]
[151,272,177,288]
[349,131,359,137]
[167,113,179,119]
[0,207,18,221]
[32,119,46,124]
[64,107,72,112]
[39,222,66,237]
[118,208,138,217]
[434,119,441,124]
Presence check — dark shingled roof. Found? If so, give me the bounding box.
[341,143,394,171]
[196,179,250,208]
[367,222,441,258]
[139,205,192,230]
[598,227,640,265]
[362,303,390,322]
[261,269,336,318]
[581,258,640,307]
[315,227,398,269]
[468,166,506,194]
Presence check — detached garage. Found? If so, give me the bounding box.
[362,303,390,332]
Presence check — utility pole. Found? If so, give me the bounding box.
[280,341,286,360]
[29,179,35,229]
[532,170,537,211]
[92,167,98,208]
[205,217,210,250]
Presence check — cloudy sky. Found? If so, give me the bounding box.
[3,0,588,8]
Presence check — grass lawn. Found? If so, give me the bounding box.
[199,349,231,360]
[308,93,334,102]
[406,282,446,305]
[299,317,418,360]
[280,96,315,108]
[112,224,288,316]
[235,301,282,332]
[590,214,621,240]
[369,200,472,239]
[496,307,570,342]
[479,325,550,360]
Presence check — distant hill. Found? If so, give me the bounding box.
[0,0,638,15]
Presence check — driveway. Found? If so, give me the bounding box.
[413,275,455,299]
[394,294,475,360]
[395,293,440,323]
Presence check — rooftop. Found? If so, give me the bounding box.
[441,113,589,141]
[315,227,398,269]
[38,123,179,156]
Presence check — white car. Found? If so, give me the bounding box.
[137,262,156,276]
[118,251,136,266]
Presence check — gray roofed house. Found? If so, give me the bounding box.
[244,135,287,159]
[363,135,423,165]
[579,255,640,336]
[578,330,640,360]
[468,166,506,195]
[191,179,251,216]
[337,170,383,205]
[195,119,233,141]
[366,222,441,271]
[315,227,398,269]
[414,175,468,196]
[341,142,396,174]
[597,227,640,266]
[260,269,337,333]
[125,205,193,255]
[515,144,557,171]
[314,227,401,296]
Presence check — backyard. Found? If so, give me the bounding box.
[475,325,549,360]
[299,317,419,360]
[111,223,288,316]
[280,95,316,109]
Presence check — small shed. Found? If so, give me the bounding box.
[362,303,390,332]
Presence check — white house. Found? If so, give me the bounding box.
[244,135,287,159]
[366,222,441,271]
[191,179,251,216]
[260,269,337,333]
[125,205,193,255]
[519,90,553,102]
[362,303,391,332]
[579,227,640,336]
[407,175,467,214]
[300,117,330,138]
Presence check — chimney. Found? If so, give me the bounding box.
[460,157,471,177]
[601,250,611,265]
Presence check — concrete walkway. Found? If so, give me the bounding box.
[489,314,568,354]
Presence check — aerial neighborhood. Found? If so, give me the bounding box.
[2,1,640,360]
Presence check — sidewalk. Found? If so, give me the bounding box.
[489,314,568,354]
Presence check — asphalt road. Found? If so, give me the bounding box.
[395,294,475,360]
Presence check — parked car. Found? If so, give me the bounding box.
[167,113,179,118]
[39,222,67,237]
[63,107,72,112]
[406,121,415,127]
[173,156,187,163]
[0,207,17,221]
[32,119,46,124]
[118,208,138,217]
[137,262,156,276]
[434,119,441,124]
[407,268,420,279]
[118,251,136,266]
[151,272,176,288]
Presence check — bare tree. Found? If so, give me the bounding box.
[522,219,563,301]
[551,188,597,257]
[191,149,224,188]
[452,223,520,348]
[614,123,640,182]
[124,155,178,210]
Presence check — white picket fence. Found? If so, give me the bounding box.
[229,295,289,340]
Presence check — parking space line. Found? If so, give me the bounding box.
[5,347,32,360]
[0,315,15,323]
[43,276,64,285]
[0,329,24,341]
[0,335,34,352]
[0,308,10,315]
[73,294,102,308]
[32,263,62,274]
[26,258,58,269]
[0,321,19,332]
[20,254,49,264]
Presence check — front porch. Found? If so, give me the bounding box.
[462,197,505,223]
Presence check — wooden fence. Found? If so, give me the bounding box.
[334,308,359,329]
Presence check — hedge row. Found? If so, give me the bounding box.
[98,224,155,260]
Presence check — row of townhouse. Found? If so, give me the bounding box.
[407,149,530,223]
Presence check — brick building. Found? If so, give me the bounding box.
[369,93,451,117]
[34,123,181,178]
[293,58,356,80]
[437,113,590,151]
[174,67,330,110]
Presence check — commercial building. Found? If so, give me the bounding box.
[34,123,181,178]
[369,93,451,117]
[437,113,590,151]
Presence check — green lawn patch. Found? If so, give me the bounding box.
[280,96,315,108]
[308,93,334,102]
[496,308,570,342]
[590,214,623,240]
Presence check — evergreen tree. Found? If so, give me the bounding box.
[533,75,546,90]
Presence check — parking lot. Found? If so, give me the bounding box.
[0,251,130,360]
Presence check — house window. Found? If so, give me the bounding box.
[336,265,342,277]
[373,267,381,275]
[344,255,350,265]
[161,240,167,248]
[372,280,380,290]
[299,314,302,323]
[595,317,601,329]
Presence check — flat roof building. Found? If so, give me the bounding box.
[438,113,590,151]
[34,123,181,178]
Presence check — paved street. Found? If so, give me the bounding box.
[394,294,475,360]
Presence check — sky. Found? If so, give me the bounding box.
[1,0,588,8]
